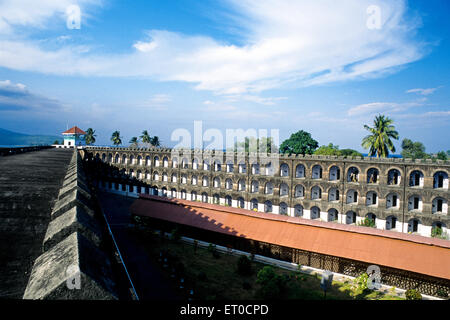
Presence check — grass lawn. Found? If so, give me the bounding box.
[131,228,404,300]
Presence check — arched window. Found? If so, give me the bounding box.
[213,194,220,204]
[311,186,321,200]
[122,154,127,164]
[386,216,397,230]
[346,211,356,224]
[192,158,199,170]
[171,173,177,183]
[161,187,167,197]
[145,156,151,166]
[162,172,168,182]
[225,195,232,206]
[181,175,187,184]
[115,154,120,163]
[346,190,358,204]
[181,189,187,200]
[226,161,234,173]
[251,180,259,193]
[265,182,274,194]
[101,154,106,162]
[264,200,273,213]
[108,154,113,163]
[328,187,339,201]
[310,206,320,219]
[408,195,422,211]
[386,193,399,209]
[295,164,305,178]
[433,171,449,189]
[279,183,289,197]
[237,197,245,209]
[264,162,274,176]
[238,161,246,173]
[153,172,159,181]
[170,188,177,198]
[202,176,209,187]
[280,163,289,177]
[238,179,246,191]
[137,170,142,179]
[432,197,448,214]
[154,156,160,167]
[409,170,424,187]
[137,156,143,165]
[328,209,338,222]
[329,166,340,181]
[294,204,303,217]
[366,213,376,225]
[347,167,359,182]
[279,202,288,215]
[130,155,135,165]
[294,185,304,198]
[367,168,379,184]
[311,165,322,179]
[163,157,169,168]
[225,178,233,190]
[251,163,260,175]
[201,192,208,203]
[214,160,222,172]
[250,199,258,210]
[192,175,198,185]
[191,191,197,201]
[172,157,178,168]
[366,191,378,206]
[387,169,401,185]
[203,159,210,171]
[213,177,220,188]
[407,218,420,233]
[181,158,189,169]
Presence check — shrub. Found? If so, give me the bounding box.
[236,256,252,276]
[357,218,376,228]
[351,272,370,297]
[256,266,286,299]
[405,289,422,300]
[436,289,448,298]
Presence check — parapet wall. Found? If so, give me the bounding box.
[23,150,118,300]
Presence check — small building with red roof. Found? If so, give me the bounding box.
[62,126,86,148]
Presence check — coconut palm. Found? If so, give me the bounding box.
[129,136,139,148]
[140,130,151,144]
[111,131,122,146]
[150,136,161,147]
[361,114,399,158]
[85,128,96,145]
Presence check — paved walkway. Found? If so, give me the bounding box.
[98,192,181,300]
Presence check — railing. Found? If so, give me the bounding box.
[0,145,54,157]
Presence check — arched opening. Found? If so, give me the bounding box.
[295,164,305,178]
[279,183,289,197]
[225,178,233,190]
[409,170,424,187]
[279,202,288,215]
[191,191,197,201]
[294,204,303,217]
[408,195,422,211]
[265,182,274,194]
[238,161,246,173]
[237,197,245,209]
[192,175,198,185]
[433,171,449,189]
[181,175,187,184]
[225,195,232,206]
[347,167,359,182]
[311,186,322,200]
[385,216,397,231]
[213,177,220,188]
[407,218,420,233]
[162,172,168,182]
[432,197,447,214]
[311,165,322,179]
[328,209,338,222]
[367,168,379,184]
[213,194,220,204]
[115,154,120,164]
[181,158,189,169]
[346,211,356,224]
[145,156,151,166]
[163,157,169,168]
[203,159,210,171]
[366,213,376,225]
[346,189,358,204]
[251,180,259,193]
[137,156,143,166]
[171,173,177,183]
[192,158,199,170]
[238,179,246,191]
[172,157,178,168]
[366,191,378,206]
[201,192,208,203]
[181,189,187,200]
[250,199,258,211]
[280,163,289,177]
[329,166,340,181]
[386,193,399,209]
[294,185,305,198]
[202,176,209,187]
[251,163,260,175]
[431,222,447,239]
[264,200,273,213]
[154,156,160,167]
[214,160,222,172]
[310,206,320,219]
[226,161,234,173]
[161,187,167,197]
[170,188,177,198]
[153,172,159,181]
[328,187,339,201]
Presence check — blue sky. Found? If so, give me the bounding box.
[0,0,449,152]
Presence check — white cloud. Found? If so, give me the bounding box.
[406,87,441,96]
[347,101,423,116]
[0,0,425,95]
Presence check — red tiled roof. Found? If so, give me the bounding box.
[62,126,86,135]
[130,194,450,281]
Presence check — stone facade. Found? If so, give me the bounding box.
[84,146,450,239]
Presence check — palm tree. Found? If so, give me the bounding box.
[150,136,161,147]
[129,136,138,148]
[111,131,122,146]
[85,128,96,145]
[361,114,399,158]
[140,130,151,144]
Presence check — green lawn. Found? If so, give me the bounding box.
[131,228,404,300]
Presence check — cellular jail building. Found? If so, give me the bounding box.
[85,146,449,239]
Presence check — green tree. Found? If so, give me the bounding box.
[401,138,429,160]
[150,136,161,147]
[280,130,319,155]
[232,136,278,153]
[84,128,96,145]
[53,140,60,145]
[436,151,448,161]
[361,114,399,158]
[140,130,151,144]
[314,143,341,156]
[339,149,363,157]
[110,131,122,146]
[256,266,286,299]
[129,136,138,147]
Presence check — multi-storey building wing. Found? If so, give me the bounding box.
[85,147,449,239]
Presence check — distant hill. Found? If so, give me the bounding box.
[0,128,61,146]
